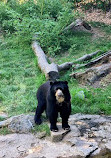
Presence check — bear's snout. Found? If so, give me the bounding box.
[55,89,64,103]
[56,89,64,96]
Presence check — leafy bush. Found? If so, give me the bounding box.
[0,3,20,33]
[68,0,111,11]
[0,0,76,55]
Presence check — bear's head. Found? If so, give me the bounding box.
[50,81,68,103]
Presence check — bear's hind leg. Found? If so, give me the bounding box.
[34,102,46,125]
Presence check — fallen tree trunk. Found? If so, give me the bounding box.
[58,62,73,71]
[88,63,111,84]
[32,41,59,80]
[85,50,111,67]
[75,50,101,62]
[74,51,111,69]
[32,41,73,80]
[32,40,109,82]
[32,37,111,87]
[62,19,91,33]
[70,63,111,85]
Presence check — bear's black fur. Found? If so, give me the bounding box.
[34,81,71,131]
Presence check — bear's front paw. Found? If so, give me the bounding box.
[50,125,58,132]
[34,117,42,125]
[62,124,70,130]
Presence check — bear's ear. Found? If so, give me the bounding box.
[64,81,68,85]
[50,81,54,85]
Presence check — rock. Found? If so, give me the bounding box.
[50,124,70,142]
[36,131,47,139]
[17,145,26,152]
[105,142,111,151]
[8,114,34,133]
[0,117,13,127]
[0,114,34,133]
[0,114,111,158]
[67,114,111,158]
[75,90,85,100]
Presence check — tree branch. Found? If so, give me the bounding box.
[75,50,101,62]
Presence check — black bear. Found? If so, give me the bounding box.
[34,81,71,132]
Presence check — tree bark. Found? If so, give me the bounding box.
[70,63,111,85]
[74,51,111,69]
[58,62,73,71]
[75,50,101,62]
[62,19,91,33]
[32,41,73,80]
[85,51,111,67]
[88,63,111,84]
[32,38,111,86]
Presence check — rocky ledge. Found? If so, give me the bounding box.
[0,114,111,158]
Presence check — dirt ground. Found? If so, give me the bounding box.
[78,9,111,25]
[0,133,70,158]
[1,114,111,158]
[84,9,111,25]
[86,9,111,87]
[76,9,111,87]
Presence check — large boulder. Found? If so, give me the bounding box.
[0,114,111,157]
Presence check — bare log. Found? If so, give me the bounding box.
[58,62,73,71]
[70,68,91,78]
[70,63,111,85]
[85,51,111,67]
[32,34,111,85]
[32,41,59,80]
[63,19,91,33]
[75,50,101,62]
[74,51,111,69]
[88,63,111,84]
[32,41,73,80]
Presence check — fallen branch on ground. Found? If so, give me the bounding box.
[62,19,91,33]
[75,50,101,62]
[32,39,111,83]
[74,51,111,69]
[32,41,73,80]
[70,60,111,85]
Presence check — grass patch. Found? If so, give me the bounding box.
[0,22,111,117]
[90,21,111,34]
[0,117,5,121]
[70,85,111,115]
[32,123,50,136]
[0,44,46,116]
[0,127,12,135]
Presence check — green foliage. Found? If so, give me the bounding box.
[71,86,111,115]
[32,123,50,135]
[0,46,46,116]
[68,0,111,11]
[0,0,75,55]
[0,117,5,121]
[0,3,20,33]
[0,127,12,135]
